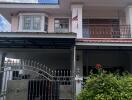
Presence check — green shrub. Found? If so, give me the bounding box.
[77,70,132,100]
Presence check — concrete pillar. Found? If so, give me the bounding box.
[125,6,132,37]
[48,16,55,32]
[71,4,83,38]
[75,51,83,95]
[71,47,84,96]
[129,53,132,73]
[71,46,76,76]
[0,53,6,92]
[76,51,83,77]
[11,15,19,32]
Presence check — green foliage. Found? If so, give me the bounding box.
[77,71,132,100]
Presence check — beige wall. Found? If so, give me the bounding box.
[11,15,56,32]
[11,15,19,32]
[48,16,54,32]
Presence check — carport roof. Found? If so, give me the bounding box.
[76,38,132,47]
[0,32,76,49]
[77,38,132,43]
[0,37,75,49]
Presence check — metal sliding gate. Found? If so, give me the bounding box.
[0,59,75,100]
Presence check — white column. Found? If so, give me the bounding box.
[71,4,83,38]
[125,6,132,37]
[75,51,83,95]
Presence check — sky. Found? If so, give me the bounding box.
[0,0,58,3]
[0,0,58,32]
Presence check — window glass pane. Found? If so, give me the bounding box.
[55,24,60,28]
[44,16,48,31]
[54,18,69,32]
[23,16,32,30]
[45,25,48,32]
[45,16,48,24]
[33,16,41,30]
[55,20,60,24]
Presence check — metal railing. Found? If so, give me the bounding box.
[83,24,131,38]
[4,59,72,80]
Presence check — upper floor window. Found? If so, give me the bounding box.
[54,18,69,32]
[19,13,48,32]
[23,15,41,30]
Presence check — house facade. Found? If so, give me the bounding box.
[0,0,132,100]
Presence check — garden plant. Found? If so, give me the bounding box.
[77,64,132,100]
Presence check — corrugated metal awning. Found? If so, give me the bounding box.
[0,37,75,49]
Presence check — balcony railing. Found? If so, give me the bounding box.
[83,24,131,38]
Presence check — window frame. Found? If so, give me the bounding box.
[54,18,70,33]
[32,16,42,30]
[19,13,48,32]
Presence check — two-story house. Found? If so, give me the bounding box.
[0,0,132,100]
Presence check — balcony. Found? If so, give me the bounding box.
[83,24,131,38]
